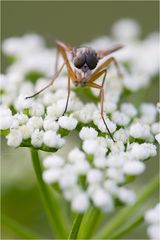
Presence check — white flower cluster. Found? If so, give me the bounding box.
[144,203,160,240]
[0,99,79,149]
[42,124,157,212]
[1,19,159,212]
[88,19,159,94]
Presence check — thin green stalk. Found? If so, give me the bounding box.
[31,148,68,239]
[111,215,144,239]
[68,214,84,239]
[78,206,103,239]
[96,175,159,239]
[2,214,41,239]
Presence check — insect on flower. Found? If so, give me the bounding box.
[26,39,123,141]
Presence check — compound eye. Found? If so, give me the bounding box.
[86,51,98,70]
[74,53,86,69]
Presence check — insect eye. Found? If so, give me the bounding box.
[86,52,98,70]
[74,53,86,69]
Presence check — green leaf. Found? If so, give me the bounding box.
[68,213,84,239]
[111,215,144,239]
[78,206,103,239]
[96,175,159,239]
[2,214,41,239]
[31,149,68,238]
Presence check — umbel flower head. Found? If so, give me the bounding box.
[144,203,160,240]
[0,19,159,212]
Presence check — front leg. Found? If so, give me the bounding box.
[61,73,71,117]
[25,62,65,99]
[94,56,123,79]
[87,70,115,142]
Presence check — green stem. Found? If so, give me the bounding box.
[21,142,57,153]
[96,175,159,239]
[111,215,144,239]
[31,148,68,239]
[68,214,84,239]
[2,214,41,239]
[78,207,103,239]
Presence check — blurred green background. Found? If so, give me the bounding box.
[1,1,159,239]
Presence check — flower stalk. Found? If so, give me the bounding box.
[96,174,159,239]
[78,206,103,239]
[31,148,68,239]
[68,213,84,239]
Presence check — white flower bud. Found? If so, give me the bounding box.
[43,117,59,131]
[155,133,160,144]
[123,161,145,175]
[129,122,151,140]
[0,106,13,130]
[29,102,44,116]
[0,116,13,130]
[68,147,86,163]
[130,143,157,160]
[19,125,33,140]
[145,203,160,240]
[82,139,97,154]
[97,118,116,133]
[14,94,33,111]
[145,203,160,224]
[120,103,137,118]
[151,122,160,135]
[103,101,117,114]
[43,130,65,148]
[58,116,78,131]
[106,154,125,168]
[14,113,28,125]
[113,128,129,143]
[0,106,12,117]
[94,157,107,168]
[71,192,89,212]
[43,168,61,184]
[147,224,159,240]
[59,168,77,189]
[6,129,22,147]
[117,188,136,204]
[110,141,125,153]
[104,180,119,195]
[31,129,44,147]
[87,169,103,184]
[92,188,114,211]
[140,103,157,124]
[43,155,64,168]
[112,19,141,41]
[112,111,130,126]
[107,168,125,183]
[73,159,90,175]
[79,127,98,140]
[27,116,43,129]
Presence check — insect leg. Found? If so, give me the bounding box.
[100,83,115,142]
[56,42,77,81]
[97,45,123,59]
[62,73,71,116]
[94,56,123,79]
[87,71,115,142]
[55,47,60,73]
[25,62,65,99]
